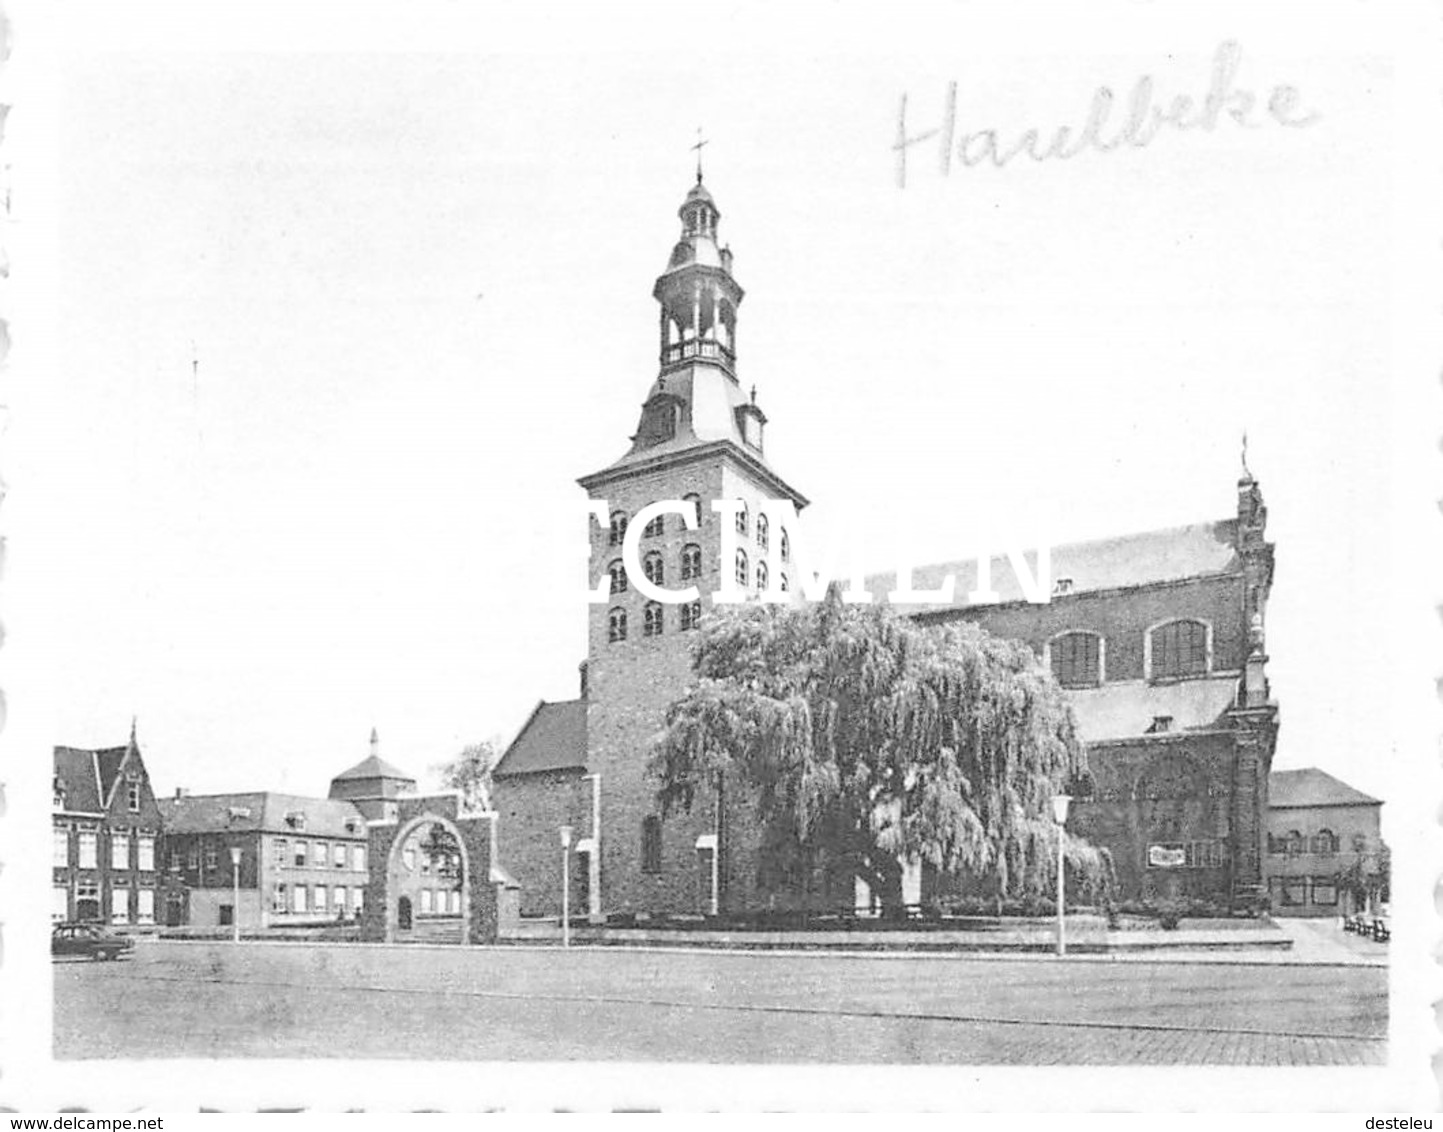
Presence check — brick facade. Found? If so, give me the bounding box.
[360,793,499,944]
[1264,769,1384,917]
[53,736,163,926]
[158,792,371,928]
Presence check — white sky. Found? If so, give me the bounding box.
[10,5,1433,846]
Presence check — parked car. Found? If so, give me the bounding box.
[51,922,134,961]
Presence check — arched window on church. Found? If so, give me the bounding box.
[609,512,628,548]
[608,608,627,643]
[680,544,702,581]
[1049,631,1102,688]
[735,503,748,536]
[608,560,627,595]
[680,600,702,632]
[643,512,666,538]
[643,552,665,587]
[780,529,791,564]
[1284,830,1303,856]
[779,573,789,592]
[643,602,664,637]
[682,494,702,529]
[1148,619,1209,680]
[756,513,769,552]
[756,561,769,590]
[735,549,749,588]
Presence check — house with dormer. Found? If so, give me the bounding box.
[53,725,164,925]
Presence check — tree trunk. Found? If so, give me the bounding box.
[858,854,907,920]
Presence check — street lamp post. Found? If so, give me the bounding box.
[229,846,242,944]
[559,825,572,949]
[1051,794,1072,957]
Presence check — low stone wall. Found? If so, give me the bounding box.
[500,917,1291,953]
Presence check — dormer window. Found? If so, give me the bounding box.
[1146,715,1174,734]
[1052,577,1074,596]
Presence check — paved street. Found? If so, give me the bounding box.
[55,940,1387,1065]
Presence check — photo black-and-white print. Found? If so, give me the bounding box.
[7,0,1438,1114]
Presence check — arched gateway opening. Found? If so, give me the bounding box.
[359,793,509,945]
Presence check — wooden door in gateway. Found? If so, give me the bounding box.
[397,895,412,930]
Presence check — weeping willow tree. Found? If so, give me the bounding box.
[648,588,1113,917]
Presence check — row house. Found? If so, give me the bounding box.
[157,791,372,929]
[1264,767,1386,917]
[52,730,163,924]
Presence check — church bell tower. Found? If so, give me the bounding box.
[575,167,808,917]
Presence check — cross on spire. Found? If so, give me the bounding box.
[691,127,708,183]
[1241,430,1252,479]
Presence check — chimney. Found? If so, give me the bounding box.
[370,727,379,758]
[174,787,188,799]
[578,660,589,700]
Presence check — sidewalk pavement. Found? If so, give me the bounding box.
[1263,917,1388,967]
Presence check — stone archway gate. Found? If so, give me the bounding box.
[360,793,502,945]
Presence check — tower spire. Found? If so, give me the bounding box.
[691,127,708,184]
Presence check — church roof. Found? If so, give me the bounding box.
[492,699,588,778]
[331,754,416,783]
[1067,676,1241,744]
[157,791,368,838]
[1269,767,1381,809]
[866,519,1242,611]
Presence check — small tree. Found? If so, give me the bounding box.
[649,589,1112,918]
[431,739,501,813]
[421,822,464,888]
[1335,839,1390,914]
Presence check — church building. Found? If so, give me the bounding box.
[491,171,1280,920]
